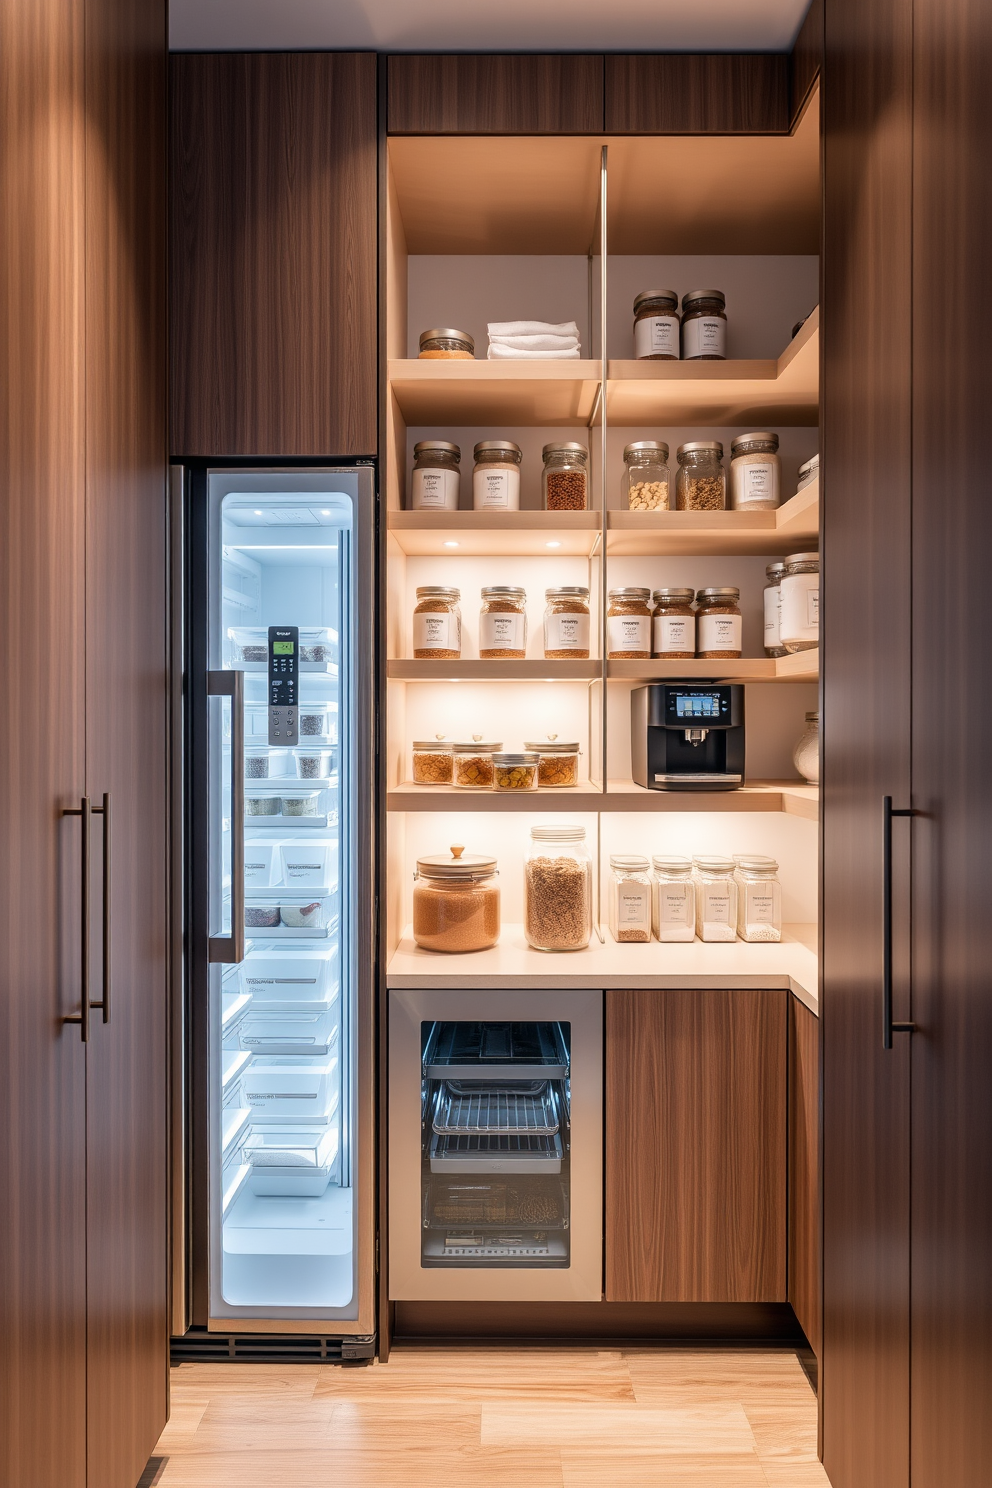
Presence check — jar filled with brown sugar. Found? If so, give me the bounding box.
[676,442,726,511]
[418,327,475,360]
[524,737,581,788]
[633,290,680,360]
[652,588,696,658]
[412,587,461,659]
[413,845,500,953]
[607,588,652,659]
[696,587,743,658]
[544,587,590,658]
[542,443,589,510]
[479,586,527,658]
[412,737,453,785]
[681,289,727,360]
[452,737,502,789]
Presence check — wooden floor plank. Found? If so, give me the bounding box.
[314,1347,636,1402]
[561,1453,770,1487]
[482,1402,757,1453]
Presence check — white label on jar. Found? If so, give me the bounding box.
[413,612,459,652]
[634,315,680,358]
[658,883,693,925]
[682,315,726,358]
[780,573,819,644]
[545,611,590,652]
[480,612,525,653]
[411,467,459,510]
[473,467,520,510]
[653,614,695,655]
[700,884,732,923]
[763,586,782,649]
[616,885,650,925]
[697,613,742,653]
[734,460,779,508]
[747,888,778,924]
[608,615,651,654]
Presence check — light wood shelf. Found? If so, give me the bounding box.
[387,781,605,811]
[386,779,818,817]
[388,358,602,426]
[387,658,601,681]
[388,509,602,558]
[608,650,818,683]
[606,479,818,556]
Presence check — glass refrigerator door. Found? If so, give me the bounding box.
[205,471,369,1322]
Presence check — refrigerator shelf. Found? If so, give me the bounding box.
[429,1130,563,1174]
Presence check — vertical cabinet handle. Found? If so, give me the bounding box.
[882,794,917,1049]
[92,794,111,1023]
[62,796,92,1041]
[208,669,245,965]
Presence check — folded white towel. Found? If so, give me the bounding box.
[488,320,580,339]
[487,344,582,360]
[489,333,579,352]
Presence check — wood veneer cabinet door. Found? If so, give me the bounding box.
[820,0,913,1479]
[83,0,169,1482]
[170,51,377,458]
[387,54,605,134]
[605,54,790,135]
[789,999,821,1355]
[606,989,787,1304]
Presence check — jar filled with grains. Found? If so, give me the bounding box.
[607,588,652,659]
[696,587,742,658]
[542,443,589,510]
[622,442,670,510]
[479,586,527,658]
[413,844,500,953]
[410,440,461,511]
[412,736,453,785]
[524,824,593,952]
[452,737,502,790]
[608,855,652,943]
[633,290,681,360]
[418,328,475,360]
[693,855,738,942]
[730,432,781,511]
[413,587,461,659]
[797,453,819,490]
[651,856,696,943]
[763,561,787,657]
[780,552,819,653]
[544,587,590,658]
[681,289,727,360]
[736,856,782,943]
[524,737,581,788]
[473,441,522,511]
[492,751,539,791]
[652,588,696,658]
[676,442,726,511]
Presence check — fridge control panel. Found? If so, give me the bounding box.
[267,625,299,744]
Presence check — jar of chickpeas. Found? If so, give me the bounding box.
[622,442,670,510]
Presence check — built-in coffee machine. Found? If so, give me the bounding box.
[631,683,745,791]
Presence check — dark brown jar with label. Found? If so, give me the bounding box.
[633,290,680,360]
[681,289,727,360]
[695,587,743,658]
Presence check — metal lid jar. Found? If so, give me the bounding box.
[763,561,787,658]
[542,443,588,511]
[492,751,540,791]
[452,737,502,790]
[633,289,680,360]
[413,844,500,953]
[412,586,461,659]
[479,586,527,659]
[695,587,742,659]
[410,440,461,511]
[780,552,819,653]
[652,588,696,659]
[473,440,522,512]
[693,854,738,942]
[544,587,590,659]
[797,453,819,490]
[651,855,696,943]
[675,441,726,511]
[736,856,782,943]
[622,441,670,510]
[418,328,475,360]
[524,824,592,951]
[730,432,781,511]
[411,736,454,785]
[607,587,652,659]
[681,289,727,360]
[608,854,652,943]
[523,736,581,788]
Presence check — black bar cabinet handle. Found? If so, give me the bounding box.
[62,796,91,1042]
[883,794,917,1050]
[90,793,111,1023]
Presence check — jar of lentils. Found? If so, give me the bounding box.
[473,441,522,511]
[607,588,652,659]
[652,588,696,658]
[675,442,726,511]
[418,327,475,360]
[544,587,591,659]
[696,587,742,658]
[632,290,681,360]
[479,586,527,659]
[622,442,670,510]
[681,289,727,360]
[410,440,461,511]
[542,443,588,510]
[412,586,461,658]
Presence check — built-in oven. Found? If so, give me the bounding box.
[388,989,602,1302]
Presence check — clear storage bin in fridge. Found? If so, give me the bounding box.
[222,989,252,1047]
[243,840,282,886]
[245,746,290,781]
[298,626,337,664]
[293,747,335,781]
[244,890,335,937]
[243,1054,340,1124]
[298,702,335,740]
[238,1007,339,1056]
[244,1126,340,1197]
[228,626,269,665]
[238,943,339,1006]
[279,840,337,889]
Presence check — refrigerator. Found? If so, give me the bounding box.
[173,465,376,1354]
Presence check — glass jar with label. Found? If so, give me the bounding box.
[696,588,742,659]
[492,751,539,791]
[651,856,696,943]
[524,824,592,951]
[413,845,500,953]
[675,442,726,510]
[797,453,819,490]
[730,432,781,511]
[693,855,738,942]
[736,856,782,943]
[418,327,475,360]
[652,588,696,658]
[763,562,787,657]
[412,586,461,659]
[607,588,652,658]
[479,586,527,658]
[452,738,502,790]
[410,441,461,511]
[412,737,453,785]
[608,855,652,943]
[681,289,727,360]
[544,587,590,659]
[542,443,588,511]
[473,441,522,511]
[633,290,681,360]
[622,442,670,510]
[780,552,819,652]
[524,737,581,788]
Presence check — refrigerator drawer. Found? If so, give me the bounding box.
[244,1125,340,1197]
[429,1131,563,1174]
[243,1054,338,1121]
[238,943,338,1004]
[239,1008,339,1057]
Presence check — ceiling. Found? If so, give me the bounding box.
[169,0,812,54]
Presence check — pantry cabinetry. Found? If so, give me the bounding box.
[789,997,820,1354]
[388,54,604,134]
[604,54,791,134]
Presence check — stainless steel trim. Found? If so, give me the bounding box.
[653,773,743,783]
[207,668,244,965]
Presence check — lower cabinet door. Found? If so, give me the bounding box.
[606,988,787,1303]
[789,998,821,1354]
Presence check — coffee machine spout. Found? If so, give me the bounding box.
[684,727,709,746]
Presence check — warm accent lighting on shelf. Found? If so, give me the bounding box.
[443,540,459,548]
[546,540,562,548]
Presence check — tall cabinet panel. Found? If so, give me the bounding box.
[0,2,88,1483]
[820,0,913,1483]
[909,0,992,1480]
[83,0,168,1482]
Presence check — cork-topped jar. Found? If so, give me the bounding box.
[412,587,461,659]
[607,588,652,659]
[479,586,527,659]
[695,587,742,658]
[652,588,695,658]
[418,328,475,360]
[544,587,590,658]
